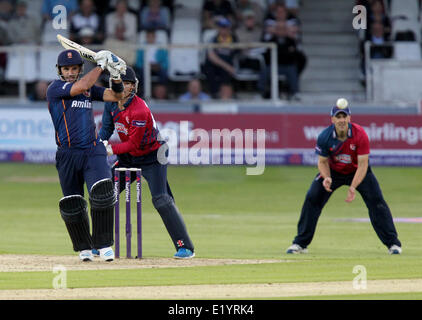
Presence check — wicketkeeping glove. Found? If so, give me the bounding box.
[102,140,114,156]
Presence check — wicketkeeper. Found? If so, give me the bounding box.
[99,67,195,259]
[286,99,402,255]
[47,48,127,261]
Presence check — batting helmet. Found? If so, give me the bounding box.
[56,49,84,80]
[120,66,139,98]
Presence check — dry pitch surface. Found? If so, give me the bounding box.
[0,255,420,299]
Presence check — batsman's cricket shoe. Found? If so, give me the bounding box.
[388,245,402,255]
[99,247,115,261]
[92,249,100,257]
[286,244,308,254]
[79,249,94,262]
[174,248,195,259]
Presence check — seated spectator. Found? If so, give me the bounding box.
[105,0,137,41]
[203,17,238,98]
[0,0,13,22]
[366,0,391,40]
[360,22,392,76]
[152,83,168,99]
[284,0,300,17]
[78,27,98,73]
[41,0,78,24]
[263,3,306,75]
[218,82,234,100]
[236,9,262,44]
[109,0,141,14]
[78,26,96,45]
[202,0,235,30]
[263,3,300,41]
[0,19,10,80]
[259,20,301,100]
[70,0,104,44]
[236,9,266,82]
[29,80,49,101]
[104,0,137,65]
[140,0,171,32]
[7,0,41,44]
[179,79,211,101]
[134,28,169,87]
[234,0,264,27]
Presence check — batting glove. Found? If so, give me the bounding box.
[107,65,122,81]
[94,50,111,70]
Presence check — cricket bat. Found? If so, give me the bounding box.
[56,34,126,73]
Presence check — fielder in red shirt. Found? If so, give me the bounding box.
[99,67,194,259]
[286,99,402,255]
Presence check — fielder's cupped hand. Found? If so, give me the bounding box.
[322,177,333,192]
[345,186,356,203]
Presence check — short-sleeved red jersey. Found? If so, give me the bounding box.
[315,122,370,174]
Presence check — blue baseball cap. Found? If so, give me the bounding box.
[216,17,232,28]
[57,49,84,67]
[331,99,351,116]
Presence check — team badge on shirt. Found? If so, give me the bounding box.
[132,120,146,127]
[115,122,128,135]
[350,144,356,150]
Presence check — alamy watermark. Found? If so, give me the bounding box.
[52,5,67,29]
[52,265,67,289]
[352,265,367,290]
[353,5,367,30]
[156,121,266,175]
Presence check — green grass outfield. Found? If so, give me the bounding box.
[0,163,421,299]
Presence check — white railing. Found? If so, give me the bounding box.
[0,42,279,103]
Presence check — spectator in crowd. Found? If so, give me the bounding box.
[77,27,99,74]
[105,0,137,42]
[218,82,234,100]
[236,9,266,87]
[152,83,168,99]
[134,28,169,89]
[109,0,141,14]
[367,0,391,39]
[236,9,262,43]
[104,0,137,65]
[259,20,300,100]
[29,80,49,101]
[70,0,104,44]
[0,0,13,22]
[360,22,392,77]
[203,17,238,97]
[0,17,10,80]
[141,0,174,14]
[7,0,41,44]
[78,26,96,45]
[234,0,264,27]
[263,3,300,41]
[282,0,300,17]
[179,79,211,101]
[140,0,171,32]
[202,0,236,30]
[367,22,391,55]
[41,0,78,24]
[263,3,307,75]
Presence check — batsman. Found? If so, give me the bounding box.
[99,67,195,259]
[47,47,127,262]
[286,98,402,255]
